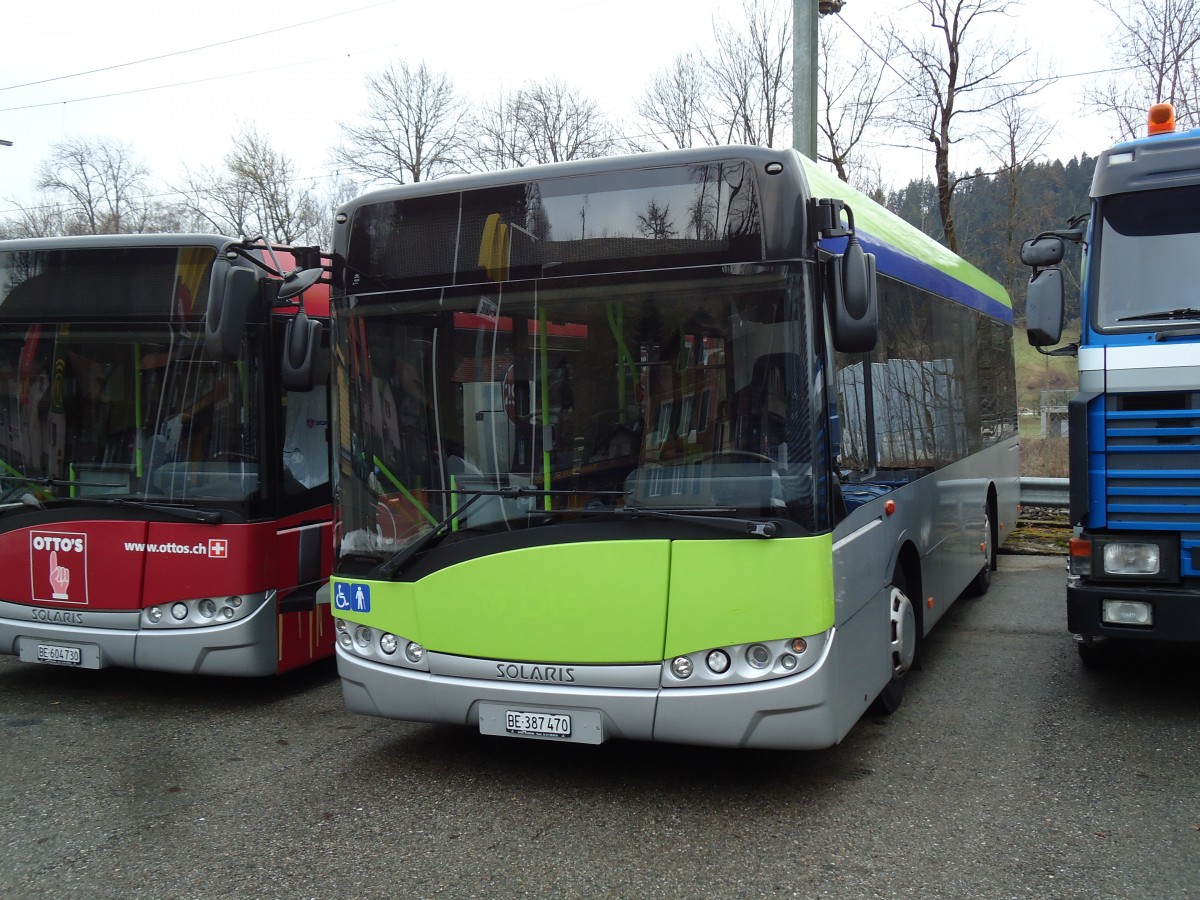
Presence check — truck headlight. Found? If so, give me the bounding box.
[1101,542,1160,576]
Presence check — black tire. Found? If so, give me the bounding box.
[869,568,917,715]
[965,509,996,597]
[1077,638,1120,670]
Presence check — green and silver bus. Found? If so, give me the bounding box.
[321,147,1019,749]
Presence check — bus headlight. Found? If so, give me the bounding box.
[662,633,828,687]
[705,650,730,674]
[670,656,694,679]
[404,642,425,664]
[1102,542,1160,576]
[745,644,771,669]
[379,633,398,655]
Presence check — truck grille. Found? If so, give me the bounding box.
[1105,392,1200,574]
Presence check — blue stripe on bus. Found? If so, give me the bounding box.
[818,232,1014,324]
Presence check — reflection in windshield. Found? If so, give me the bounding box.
[1095,185,1200,329]
[336,265,827,561]
[0,325,261,505]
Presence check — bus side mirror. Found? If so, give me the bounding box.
[205,262,257,361]
[1026,267,1065,346]
[282,310,322,392]
[829,240,878,353]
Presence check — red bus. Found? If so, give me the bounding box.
[0,235,333,675]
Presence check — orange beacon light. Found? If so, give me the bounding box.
[1148,102,1176,136]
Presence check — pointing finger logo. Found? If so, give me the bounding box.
[49,550,71,600]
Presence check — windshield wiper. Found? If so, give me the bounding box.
[70,497,223,524]
[0,473,124,503]
[369,486,627,579]
[1118,308,1200,323]
[611,506,781,537]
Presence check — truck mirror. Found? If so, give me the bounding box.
[205,262,257,361]
[1020,236,1065,268]
[1026,267,1065,346]
[281,310,322,392]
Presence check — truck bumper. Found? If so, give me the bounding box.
[1067,582,1200,643]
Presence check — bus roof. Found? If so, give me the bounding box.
[798,156,1012,322]
[0,233,235,253]
[337,146,1011,323]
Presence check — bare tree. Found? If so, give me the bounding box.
[34,136,158,234]
[703,0,793,146]
[985,97,1051,292]
[175,126,324,246]
[0,193,69,238]
[636,53,708,150]
[1087,0,1200,139]
[468,79,622,170]
[332,60,469,186]
[817,21,899,183]
[890,0,1047,252]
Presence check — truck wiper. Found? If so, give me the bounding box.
[1118,308,1200,322]
[369,486,628,579]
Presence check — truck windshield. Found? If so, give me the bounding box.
[335,264,827,563]
[1093,185,1200,330]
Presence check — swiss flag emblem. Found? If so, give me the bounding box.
[208,539,229,559]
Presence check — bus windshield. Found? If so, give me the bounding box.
[336,264,828,562]
[0,244,265,511]
[1093,185,1200,329]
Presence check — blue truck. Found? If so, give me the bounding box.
[1024,102,1200,665]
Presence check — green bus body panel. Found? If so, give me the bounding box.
[335,534,835,665]
[664,535,834,658]
[341,541,672,664]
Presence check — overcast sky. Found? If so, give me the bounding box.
[0,0,1121,217]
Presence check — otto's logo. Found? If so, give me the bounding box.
[30,530,89,605]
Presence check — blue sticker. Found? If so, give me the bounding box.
[333,581,371,613]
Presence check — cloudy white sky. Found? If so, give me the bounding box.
[0,0,1121,215]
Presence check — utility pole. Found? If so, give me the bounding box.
[794,1,846,159]
[793,0,818,159]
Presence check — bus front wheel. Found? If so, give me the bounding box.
[965,509,996,597]
[870,570,917,715]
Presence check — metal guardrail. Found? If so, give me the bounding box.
[1019,477,1069,508]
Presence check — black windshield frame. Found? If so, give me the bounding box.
[1091,185,1200,332]
[332,262,831,567]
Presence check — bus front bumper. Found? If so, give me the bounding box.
[335,639,843,750]
[0,595,280,676]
